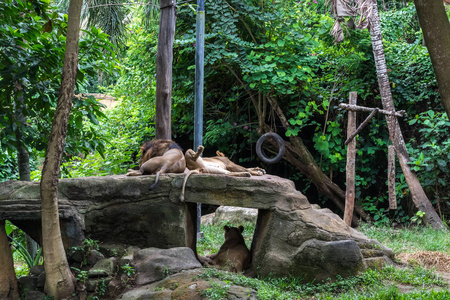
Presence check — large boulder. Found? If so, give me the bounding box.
[211,206,258,225]
[119,269,257,300]
[133,247,202,285]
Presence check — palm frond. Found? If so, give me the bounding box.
[327,0,375,43]
[142,0,160,28]
[82,0,130,46]
[355,0,373,30]
[53,0,71,13]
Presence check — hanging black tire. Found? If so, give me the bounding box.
[256,132,286,164]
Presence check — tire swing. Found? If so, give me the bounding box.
[256,132,286,164]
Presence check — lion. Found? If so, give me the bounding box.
[202,225,251,273]
[126,139,186,190]
[179,145,265,201]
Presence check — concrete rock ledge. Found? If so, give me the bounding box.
[0,174,394,281]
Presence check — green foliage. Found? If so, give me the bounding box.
[15,0,448,225]
[95,279,107,297]
[9,236,43,269]
[82,0,130,47]
[361,196,390,226]
[121,263,135,276]
[199,281,230,300]
[0,0,117,180]
[5,221,41,276]
[70,238,100,267]
[57,18,160,178]
[0,155,18,181]
[410,210,425,225]
[71,267,89,284]
[380,3,420,44]
[406,111,450,209]
[172,0,423,220]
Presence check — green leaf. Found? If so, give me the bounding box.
[315,139,330,156]
[5,222,14,236]
[409,119,417,125]
[75,116,83,128]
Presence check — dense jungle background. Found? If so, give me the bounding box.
[1,0,449,227]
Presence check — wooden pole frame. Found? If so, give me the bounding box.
[341,96,407,226]
[388,145,397,209]
[343,92,357,226]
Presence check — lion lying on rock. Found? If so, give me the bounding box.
[126,139,186,190]
[180,145,265,201]
[202,225,251,273]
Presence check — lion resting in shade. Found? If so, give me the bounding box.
[203,225,251,273]
[126,139,186,190]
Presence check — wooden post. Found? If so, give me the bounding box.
[344,92,357,226]
[388,145,397,209]
[155,0,177,140]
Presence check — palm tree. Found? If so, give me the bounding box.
[328,0,446,230]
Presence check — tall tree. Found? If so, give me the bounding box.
[367,0,445,230]
[40,0,83,298]
[326,0,446,230]
[0,221,19,300]
[155,0,177,139]
[414,0,450,118]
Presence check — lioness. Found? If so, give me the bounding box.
[179,145,265,201]
[203,225,251,273]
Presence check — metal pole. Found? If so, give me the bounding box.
[194,0,205,240]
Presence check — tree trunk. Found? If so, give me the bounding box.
[0,220,19,300]
[369,0,446,230]
[14,85,31,182]
[14,88,39,259]
[155,0,177,140]
[40,0,82,298]
[414,0,450,118]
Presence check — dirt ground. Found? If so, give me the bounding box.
[397,251,450,292]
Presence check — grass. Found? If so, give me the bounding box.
[197,221,449,299]
[358,223,450,255]
[197,265,448,300]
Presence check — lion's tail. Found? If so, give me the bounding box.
[180,169,200,202]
